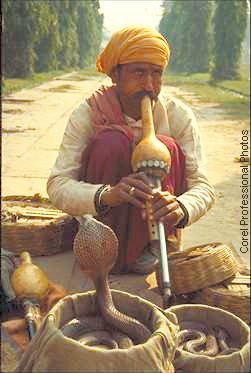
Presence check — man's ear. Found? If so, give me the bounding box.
[110,67,120,84]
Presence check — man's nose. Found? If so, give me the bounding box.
[142,74,154,92]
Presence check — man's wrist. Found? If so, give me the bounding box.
[94,184,111,216]
[100,186,112,206]
[176,200,189,228]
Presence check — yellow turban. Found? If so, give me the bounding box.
[96,26,171,76]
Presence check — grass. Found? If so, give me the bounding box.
[163,65,250,120]
[2,66,101,96]
[70,67,103,81]
[2,70,67,96]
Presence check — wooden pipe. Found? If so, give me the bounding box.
[11,251,49,339]
[131,95,173,308]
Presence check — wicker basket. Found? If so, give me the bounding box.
[155,242,238,295]
[1,195,78,256]
[192,272,250,324]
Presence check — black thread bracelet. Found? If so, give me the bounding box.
[94,184,111,216]
[176,200,189,228]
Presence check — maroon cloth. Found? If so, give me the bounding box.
[79,130,186,273]
[86,85,134,140]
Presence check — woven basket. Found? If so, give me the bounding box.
[155,242,238,295]
[168,304,250,373]
[1,195,78,256]
[192,272,250,324]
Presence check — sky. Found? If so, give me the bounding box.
[99,0,163,36]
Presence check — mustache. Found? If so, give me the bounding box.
[132,91,157,101]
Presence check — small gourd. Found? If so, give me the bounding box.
[11,251,49,300]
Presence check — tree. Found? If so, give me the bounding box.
[159,1,184,71]
[159,1,213,73]
[212,0,248,80]
[34,2,62,72]
[2,1,50,77]
[77,0,104,68]
[2,0,103,78]
[52,0,80,70]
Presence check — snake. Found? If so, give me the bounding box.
[177,321,239,356]
[68,217,151,348]
[61,316,133,349]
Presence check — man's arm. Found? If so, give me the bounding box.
[47,102,103,216]
[159,95,215,226]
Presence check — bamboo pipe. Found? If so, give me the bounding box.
[131,95,172,308]
[11,251,49,339]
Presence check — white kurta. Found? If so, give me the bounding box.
[47,93,215,225]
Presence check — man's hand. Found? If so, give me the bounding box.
[101,172,153,209]
[148,190,185,229]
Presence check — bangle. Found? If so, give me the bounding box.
[176,200,189,228]
[94,184,111,216]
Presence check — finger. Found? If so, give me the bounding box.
[152,195,177,212]
[152,190,171,198]
[127,178,153,194]
[120,182,151,202]
[160,210,183,227]
[131,187,153,202]
[133,172,151,186]
[141,209,147,220]
[153,201,178,221]
[120,190,145,209]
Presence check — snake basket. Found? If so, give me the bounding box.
[192,272,250,324]
[168,304,250,373]
[13,290,178,373]
[1,195,78,256]
[155,242,238,295]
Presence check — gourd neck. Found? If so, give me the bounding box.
[20,251,32,265]
[141,96,155,140]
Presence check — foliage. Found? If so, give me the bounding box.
[211,0,249,80]
[162,68,250,121]
[159,0,213,73]
[77,1,104,68]
[2,0,103,78]
[2,1,49,77]
[34,2,62,72]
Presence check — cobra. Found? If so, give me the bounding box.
[72,216,151,347]
[177,321,238,356]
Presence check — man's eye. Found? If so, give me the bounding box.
[134,70,144,76]
[152,70,162,77]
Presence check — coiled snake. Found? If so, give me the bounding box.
[177,321,239,356]
[61,217,151,349]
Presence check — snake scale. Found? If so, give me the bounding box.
[177,321,239,356]
[62,217,151,349]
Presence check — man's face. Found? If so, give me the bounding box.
[111,62,164,118]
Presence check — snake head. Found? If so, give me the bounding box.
[73,217,118,275]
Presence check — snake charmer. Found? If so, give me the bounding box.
[47,26,215,274]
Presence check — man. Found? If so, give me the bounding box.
[47,26,215,274]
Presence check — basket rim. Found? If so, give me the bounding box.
[168,303,250,329]
[168,244,238,294]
